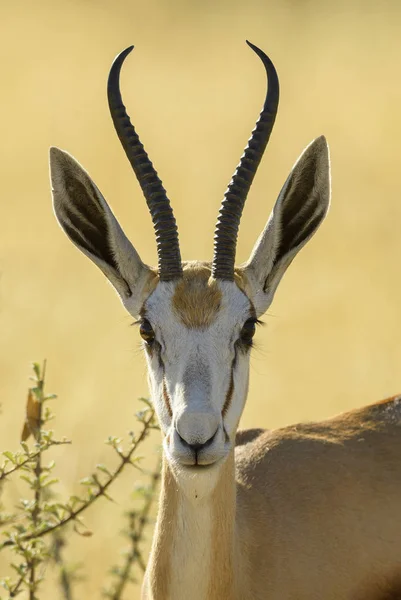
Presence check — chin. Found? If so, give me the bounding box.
[165,447,230,500]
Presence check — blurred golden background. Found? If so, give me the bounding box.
[1,0,401,597]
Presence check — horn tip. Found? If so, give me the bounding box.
[120,44,135,59]
[246,40,257,51]
[245,40,267,61]
[112,45,135,67]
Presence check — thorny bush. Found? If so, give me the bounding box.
[0,361,160,600]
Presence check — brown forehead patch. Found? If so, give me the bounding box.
[172,263,222,329]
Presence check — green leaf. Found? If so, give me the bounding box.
[80,477,95,486]
[31,386,42,400]
[138,397,152,408]
[96,464,111,477]
[0,577,11,591]
[32,362,41,380]
[20,441,30,454]
[42,478,59,488]
[69,495,83,508]
[3,451,16,464]
[20,474,35,486]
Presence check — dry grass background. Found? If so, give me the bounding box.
[1,0,401,597]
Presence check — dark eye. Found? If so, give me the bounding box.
[239,318,257,347]
[139,319,155,344]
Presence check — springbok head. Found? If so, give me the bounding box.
[50,42,330,490]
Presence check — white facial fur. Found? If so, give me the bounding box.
[141,276,253,494]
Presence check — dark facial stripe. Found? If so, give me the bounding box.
[162,377,173,417]
[222,360,235,416]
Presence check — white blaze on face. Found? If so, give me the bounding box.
[140,263,254,488]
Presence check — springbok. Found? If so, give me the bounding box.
[49,42,401,600]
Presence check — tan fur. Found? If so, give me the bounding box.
[172,262,222,329]
[355,572,401,600]
[144,395,401,600]
[140,269,159,316]
[208,453,237,600]
[233,267,253,300]
[143,268,159,296]
[143,461,177,599]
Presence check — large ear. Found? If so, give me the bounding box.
[242,136,331,316]
[50,147,155,316]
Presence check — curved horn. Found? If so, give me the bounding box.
[107,46,182,281]
[212,41,280,280]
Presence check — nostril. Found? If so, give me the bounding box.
[177,428,218,453]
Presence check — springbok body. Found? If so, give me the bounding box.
[50,43,401,600]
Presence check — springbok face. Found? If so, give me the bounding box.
[50,42,330,490]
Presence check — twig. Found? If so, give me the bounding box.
[9,574,25,597]
[131,466,160,573]
[0,440,71,483]
[52,532,74,600]
[29,360,46,600]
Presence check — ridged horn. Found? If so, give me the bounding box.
[107,46,183,281]
[212,41,280,280]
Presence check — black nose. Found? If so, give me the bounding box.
[177,429,218,454]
